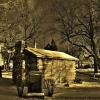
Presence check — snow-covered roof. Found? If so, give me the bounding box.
[24,47,79,61]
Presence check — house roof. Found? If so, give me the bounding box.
[24,47,79,61]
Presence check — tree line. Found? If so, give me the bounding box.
[0,0,100,73]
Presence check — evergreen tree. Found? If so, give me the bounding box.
[44,43,52,50]
[44,39,58,51]
[50,39,58,51]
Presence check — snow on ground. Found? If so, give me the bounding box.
[2,71,12,78]
[70,81,100,88]
[2,71,100,88]
[0,78,42,100]
[77,68,100,73]
[77,68,100,79]
[1,77,100,100]
[56,81,100,88]
[1,71,100,100]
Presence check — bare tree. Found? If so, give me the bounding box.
[54,0,100,73]
[0,0,46,47]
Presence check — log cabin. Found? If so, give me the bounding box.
[24,47,79,85]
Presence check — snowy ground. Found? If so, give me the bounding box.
[0,78,25,100]
[77,68,100,75]
[2,71,12,78]
[1,71,100,100]
[1,78,100,100]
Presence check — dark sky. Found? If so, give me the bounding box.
[0,0,70,50]
[26,0,68,50]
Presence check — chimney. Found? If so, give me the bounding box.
[34,39,37,48]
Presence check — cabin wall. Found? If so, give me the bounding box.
[37,59,76,84]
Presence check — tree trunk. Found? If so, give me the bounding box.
[12,41,23,84]
[93,56,98,73]
[12,53,23,84]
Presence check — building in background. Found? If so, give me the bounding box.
[24,47,79,85]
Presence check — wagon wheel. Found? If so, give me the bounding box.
[44,79,55,97]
